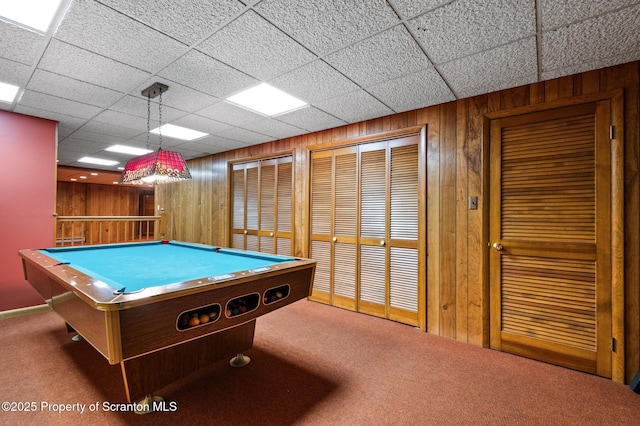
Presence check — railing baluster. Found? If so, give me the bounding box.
[55,216,162,246]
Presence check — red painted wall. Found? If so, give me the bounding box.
[0,110,56,311]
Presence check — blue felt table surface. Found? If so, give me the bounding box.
[41,241,294,292]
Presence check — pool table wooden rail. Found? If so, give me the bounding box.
[19,248,316,310]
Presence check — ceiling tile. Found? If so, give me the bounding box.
[60,137,113,156]
[541,4,640,75]
[159,50,257,98]
[171,115,232,136]
[58,125,84,139]
[269,60,359,104]
[92,110,153,132]
[541,51,640,81]
[98,0,246,45]
[0,21,46,66]
[19,91,103,119]
[171,145,212,161]
[0,57,32,87]
[79,120,143,140]
[12,105,86,128]
[197,10,316,80]
[255,0,399,55]
[38,39,150,91]
[67,129,127,145]
[197,100,263,127]
[170,138,223,158]
[315,89,394,123]
[107,95,186,125]
[215,127,273,145]
[132,80,219,114]
[390,0,452,19]
[128,131,186,149]
[367,67,455,112]
[438,37,538,99]
[275,106,347,132]
[539,0,640,30]
[409,0,536,64]
[177,136,254,155]
[242,117,307,139]
[27,69,123,107]
[54,0,187,72]
[325,25,432,87]
[107,95,151,119]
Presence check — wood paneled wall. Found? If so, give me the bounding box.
[155,61,640,383]
[56,181,152,216]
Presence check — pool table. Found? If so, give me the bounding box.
[19,240,316,403]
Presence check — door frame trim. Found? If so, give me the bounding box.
[483,89,625,382]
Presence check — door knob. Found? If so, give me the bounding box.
[492,242,503,251]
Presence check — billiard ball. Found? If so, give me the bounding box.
[180,314,190,327]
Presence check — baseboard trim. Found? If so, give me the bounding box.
[0,304,51,320]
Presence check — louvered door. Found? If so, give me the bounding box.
[276,158,293,255]
[309,134,423,327]
[333,147,358,309]
[388,140,420,324]
[309,151,332,303]
[309,147,358,309]
[490,102,612,377]
[259,159,276,253]
[359,141,387,317]
[231,156,293,255]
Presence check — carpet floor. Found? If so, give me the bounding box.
[0,300,638,425]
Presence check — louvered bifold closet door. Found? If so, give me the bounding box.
[309,151,333,303]
[259,159,276,253]
[333,147,358,310]
[245,164,260,252]
[230,156,294,255]
[490,102,612,377]
[359,141,387,318]
[310,134,423,327]
[388,139,419,325]
[276,157,293,256]
[231,164,246,249]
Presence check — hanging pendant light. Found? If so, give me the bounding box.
[120,82,192,184]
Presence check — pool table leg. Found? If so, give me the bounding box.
[120,320,256,402]
[229,352,251,367]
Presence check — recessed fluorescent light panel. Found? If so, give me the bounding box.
[0,0,64,33]
[226,83,307,116]
[106,145,153,156]
[78,157,119,166]
[0,81,19,103]
[150,124,208,141]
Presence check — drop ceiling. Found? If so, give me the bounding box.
[1,0,639,175]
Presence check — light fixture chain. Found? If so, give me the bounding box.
[158,89,163,150]
[146,95,151,150]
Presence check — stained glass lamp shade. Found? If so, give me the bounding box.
[120,149,191,184]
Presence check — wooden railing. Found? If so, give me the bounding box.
[55,215,165,247]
